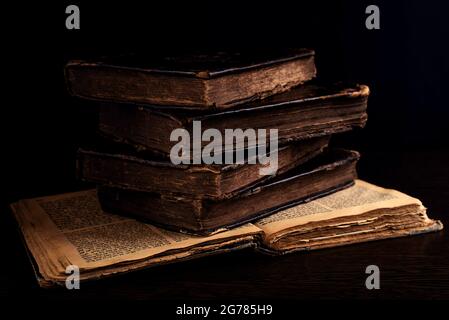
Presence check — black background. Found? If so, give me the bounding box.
[4,0,449,302]
[5,0,449,201]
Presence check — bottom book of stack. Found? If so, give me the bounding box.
[11,180,442,288]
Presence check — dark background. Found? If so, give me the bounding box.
[4,0,449,301]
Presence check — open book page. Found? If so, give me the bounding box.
[11,190,261,284]
[254,180,428,238]
[254,180,443,253]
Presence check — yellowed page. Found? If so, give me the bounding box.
[255,179,426,236]
[11,189,262,283]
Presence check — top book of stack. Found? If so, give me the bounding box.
[65,49,316,109]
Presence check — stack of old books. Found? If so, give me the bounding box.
[11,49,442,287]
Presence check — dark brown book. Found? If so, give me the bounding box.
[97,149,360,235]
[98,83,369,156]
[65,49,316,109]
[77,137,329,199]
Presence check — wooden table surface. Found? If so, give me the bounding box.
[3,150,449,301]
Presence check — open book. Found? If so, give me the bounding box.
[10,180,442,288]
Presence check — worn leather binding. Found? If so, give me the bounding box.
[97,149,360,235]
[97,82,369,156]
[65,49,316,109]
[77,136,329,199]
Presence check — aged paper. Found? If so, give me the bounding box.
[256,180,424,235]
[11,190,261,286]
[255,180,442,252]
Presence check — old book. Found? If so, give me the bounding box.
[10,180,442,288]
[97,83,368,156]
[65,49,316,109]
[77,136,329,199]
[97,149,360,234]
